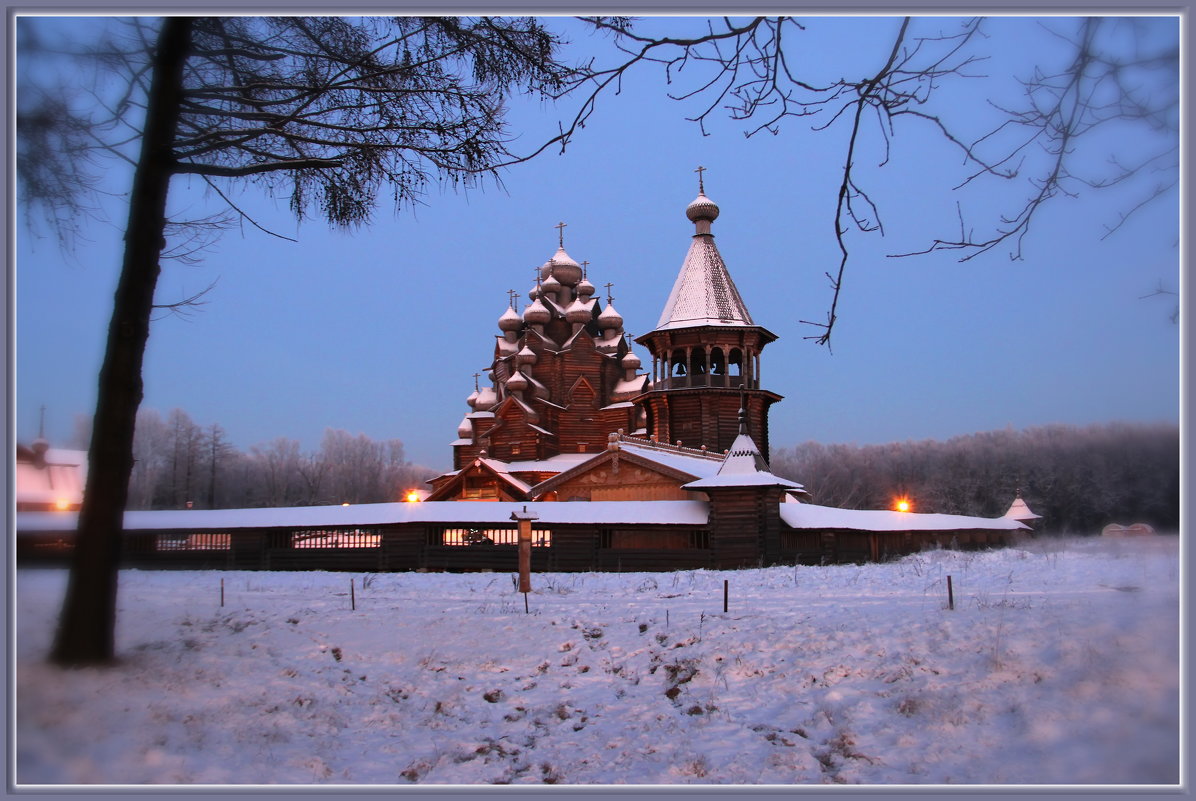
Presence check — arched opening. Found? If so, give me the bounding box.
[710,347,726,386]
[689,349,707,378]
[728,348,744,387]
[670,349,687,385]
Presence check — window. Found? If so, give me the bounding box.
[156,532,231,551]
[291,528,382,549]
[432,527,552,547]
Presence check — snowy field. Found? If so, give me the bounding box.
[13,536,1182,787]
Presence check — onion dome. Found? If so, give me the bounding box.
[517,345,537,365]
[622,350,642,371]
[457,416,473,439]
[475,385,498,410]
[538,260,554,280]
[466,388,480,409]
[498,306,522,333]
[598,301,623,330]
[541,272,561,296]
[565,297,591,324]
[577,276,595,298]
[528,283,541,301]
[506,370,529,391]
[523,297,550,324]
[549,247,582,286]
[686,191,720,223]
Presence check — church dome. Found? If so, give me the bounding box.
[577,276,595,298]
[598,301,623,330]
[457,416,473,439]
[622,350,641,370]
[506,370,529,391]
[541,272,562,295]
[523,297,550,324]
[550,247,583,286]
[517,345,537,365]
[498,306,522,333]
[685,192,720,223]
[565,298,591,324]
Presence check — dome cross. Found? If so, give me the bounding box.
[694,165,706,194]
[554,221,567,247]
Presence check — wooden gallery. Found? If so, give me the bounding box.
[16,179,1036,572]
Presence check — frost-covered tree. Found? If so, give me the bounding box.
[18,15,572,665]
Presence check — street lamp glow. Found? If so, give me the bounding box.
[894,498,912,513]
[404,490,422,503]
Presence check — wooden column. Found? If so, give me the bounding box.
[510,507,539,594]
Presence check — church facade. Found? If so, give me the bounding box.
[16,177,1031,572]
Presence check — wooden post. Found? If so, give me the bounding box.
[510,506,539,609]
[220,578,224,608]
[723,579,729,613]
[351,578,356,611]
[947,575,955,611]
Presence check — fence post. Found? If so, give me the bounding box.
[947,575,955,611]
[351,578,356,611]
[220,578,224,608]
[723,579,729,613]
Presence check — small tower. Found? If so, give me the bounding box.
[635,171,782,456]
[1003,488,1043,532]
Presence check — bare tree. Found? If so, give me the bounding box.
[18,16,573,664]
[536,16,1178,347]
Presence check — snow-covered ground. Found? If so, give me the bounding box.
[13,536,1182,787]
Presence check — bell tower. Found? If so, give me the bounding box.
[634,171,782,457]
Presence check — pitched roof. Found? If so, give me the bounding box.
[655,234,755,330]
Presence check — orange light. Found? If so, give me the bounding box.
[404,490,422,503]
[341,502,350,507]
[53,498,71,512]
[894,498,912,513]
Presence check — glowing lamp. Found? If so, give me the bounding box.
[404,490,422,503]
[53,498,71,512]
[341,502,350,507]
[894,498,912,513]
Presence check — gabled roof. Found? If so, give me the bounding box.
[528,442,721,498]
[424,457,534,501]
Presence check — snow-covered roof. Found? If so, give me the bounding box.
[780,503,1028,533]
[16,500,711,532]
[618,442,723,480]
[15,447,88,505]
[1004,496,1042,521]
[655,233,754,331]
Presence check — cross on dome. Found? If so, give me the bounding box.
[554,221,567,247]
[694,165,706,194]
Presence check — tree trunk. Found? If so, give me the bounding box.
[50,18,192,665]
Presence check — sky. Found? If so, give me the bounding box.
[12,15,1183,472]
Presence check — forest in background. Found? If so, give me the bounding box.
[770,422,1180,533]
[65,408,438,510]
[63,410,1179,533]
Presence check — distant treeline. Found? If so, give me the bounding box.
[70,408,439,510]
[770,422,1180,533]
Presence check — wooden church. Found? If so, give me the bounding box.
[428,172,787,505]
[16,175,1030,572]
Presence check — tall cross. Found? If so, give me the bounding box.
[532,265,541,288]
[604,282,614,303]
[694,165,706,193]
[554,221,567,247]
[507,288,519,309]
[581,260,589,278]
[473,372,481,391]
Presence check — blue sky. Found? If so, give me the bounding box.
[14,15,1181,471]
